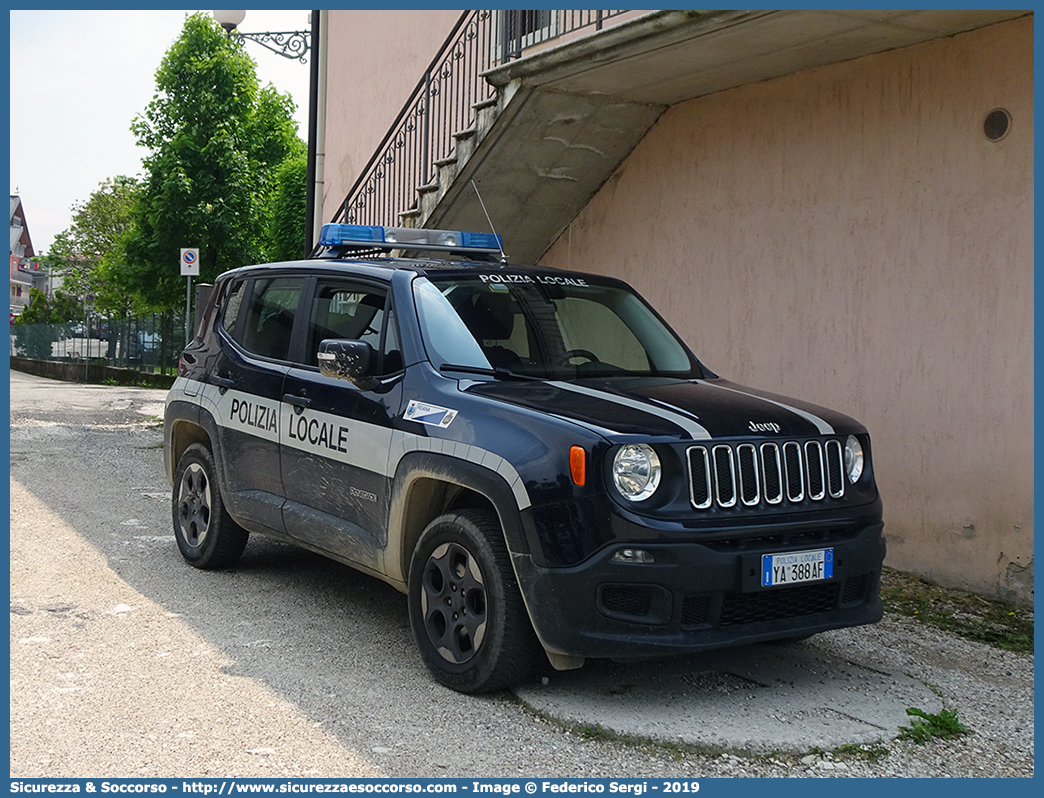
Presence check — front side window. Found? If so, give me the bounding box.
[413,274,698,380]
[305,282,402,375]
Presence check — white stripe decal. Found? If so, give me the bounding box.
[390,431,531,510]
[695,381,835,435]
[189,378,531,509]
[549,381,712,441]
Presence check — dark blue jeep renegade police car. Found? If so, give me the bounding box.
[164,223,885,693]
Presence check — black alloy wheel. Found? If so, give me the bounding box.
[408,509,540,693]
[172,442,249,569]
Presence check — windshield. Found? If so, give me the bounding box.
[413,274,699,380]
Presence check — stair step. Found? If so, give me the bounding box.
[398,209,420,227]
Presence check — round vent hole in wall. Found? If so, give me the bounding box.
[984,108,1011,142]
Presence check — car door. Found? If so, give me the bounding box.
[208,273,304,533]
[279,277,405,570]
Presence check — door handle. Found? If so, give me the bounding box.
[282,393,312,413]
[210,374,234,393]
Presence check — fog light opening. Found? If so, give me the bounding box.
[610,548,655,565]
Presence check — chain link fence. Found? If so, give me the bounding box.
[10,313,187,375]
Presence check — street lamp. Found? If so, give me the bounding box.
[213,9,310,62]
[213,10,322,256]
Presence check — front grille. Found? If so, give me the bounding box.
[719,582,840,626]
[680,575,874,629]
[680,594,712,627]
[688,438,846,510]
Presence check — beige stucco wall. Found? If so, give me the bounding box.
[322,9,464,223]
[542,18,1034,604]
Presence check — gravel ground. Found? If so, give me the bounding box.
[8,371,1035,779]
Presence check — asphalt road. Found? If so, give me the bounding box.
[9,370,1034,779]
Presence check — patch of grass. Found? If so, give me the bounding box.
[898,707,970,744]
[881,567,1033,654]
[834,742,890,763]
[576,723,612,741]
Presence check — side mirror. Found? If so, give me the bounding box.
[318,339,375,386]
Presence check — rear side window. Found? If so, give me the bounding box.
[230,277,303,361]
[220,279,246,337]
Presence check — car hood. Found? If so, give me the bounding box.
[464,376,864,442]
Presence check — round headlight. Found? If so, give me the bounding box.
[844,435,864,484]
[612,444,662,502]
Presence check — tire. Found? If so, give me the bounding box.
[172,442,249,569]
[408,509,540,693]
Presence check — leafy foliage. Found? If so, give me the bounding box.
[122,13,304,311]
[266,149,308,262]
[45,176,140,317]
[14,287,82,325]
[898,708,970,744]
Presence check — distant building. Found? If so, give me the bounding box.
[9,194,50,318]
[10,195,34,316]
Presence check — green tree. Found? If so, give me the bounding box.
[123,12,304,310]
[14,287,81,325]
[45,176,140,317]
[266,148,308,262]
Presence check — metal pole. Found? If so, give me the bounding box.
[304,10,321,257]
[84,302,89,383]
[185,275,193,345]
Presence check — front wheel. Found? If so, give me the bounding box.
[408,509,540,693]
[172,442,248,569]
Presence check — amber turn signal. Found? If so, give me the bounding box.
[569,446,586,486]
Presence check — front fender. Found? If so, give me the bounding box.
[385,451,531,589]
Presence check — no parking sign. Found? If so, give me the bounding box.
[180,248,200,276]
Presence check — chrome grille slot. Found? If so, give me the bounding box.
[687,437,849,510]
[805,441,825,500]
[713,445,737,508]
[761,443,783,504]
[783,442,804,502]
[826,439,845,498]
[687,447,712,509]
[737,444,760,505]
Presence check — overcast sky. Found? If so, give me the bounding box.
[9,9,314,255]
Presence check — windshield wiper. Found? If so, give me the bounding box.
[438,363,544,382]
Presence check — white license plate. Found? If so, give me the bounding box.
[761,548,833,587]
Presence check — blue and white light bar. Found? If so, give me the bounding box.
[317,224,503,257]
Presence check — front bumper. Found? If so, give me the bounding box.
[513,517,886,660]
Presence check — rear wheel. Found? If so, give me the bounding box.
[408,509,539,693]
[172,443,248,569]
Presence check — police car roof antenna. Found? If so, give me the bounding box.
[471,180,508,263]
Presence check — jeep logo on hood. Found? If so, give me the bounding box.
[748,421,782,434]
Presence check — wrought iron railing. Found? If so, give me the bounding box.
[334,10,629,229]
